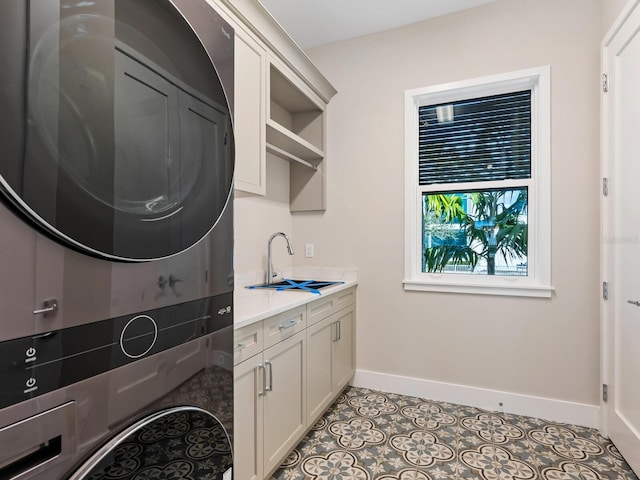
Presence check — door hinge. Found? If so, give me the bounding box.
[603,177,609,196]
[603,281,609,300]
[603,384,608,402]
[603,73,609,93]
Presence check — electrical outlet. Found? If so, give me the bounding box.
[305,243,314,258]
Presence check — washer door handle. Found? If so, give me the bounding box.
[33,299,58,316]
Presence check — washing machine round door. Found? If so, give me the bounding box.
[0,0,234,261]
[68,407,233,480]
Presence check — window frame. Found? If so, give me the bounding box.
[403,66,553,297]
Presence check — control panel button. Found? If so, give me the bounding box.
[25,378,36,388]
[120,315,158,359]
[26,347,36,358]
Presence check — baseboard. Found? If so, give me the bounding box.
[352,369,600,429]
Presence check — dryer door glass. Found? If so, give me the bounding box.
[0,0,234,261]
[69,407,233,479]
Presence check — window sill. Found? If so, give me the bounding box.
[403,279,554,298]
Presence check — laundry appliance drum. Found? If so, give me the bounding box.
[0,0,234,261]
[0,311,235,480]
[68,406,233,480]
[0,1,235,479]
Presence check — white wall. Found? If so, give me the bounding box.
[295,0,603,408]
[234,154,295,277]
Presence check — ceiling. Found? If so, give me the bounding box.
[258,0,498,50]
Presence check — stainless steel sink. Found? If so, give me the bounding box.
[246,279,344,294]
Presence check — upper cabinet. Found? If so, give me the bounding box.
[234,27,267,195]
[210,0,337,211]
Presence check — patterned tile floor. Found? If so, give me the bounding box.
[270,386,638,480]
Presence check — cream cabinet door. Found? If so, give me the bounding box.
[234,354,264,480]
[234,28,266,195]
[332,306,355,391]
[306,305,355,426]
[306,315,335,424]
[262,330,306,476]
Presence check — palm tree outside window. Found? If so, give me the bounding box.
[419,91,531,276]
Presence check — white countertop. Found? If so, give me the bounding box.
[233,267,357,329]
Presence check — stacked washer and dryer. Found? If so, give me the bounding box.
[0,1,235,479]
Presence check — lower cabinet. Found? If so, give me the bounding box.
[234,287,355,480]
[332,306,355,390]
[262,330,306,474]
[306,305,354,424]
[234,354,263,480]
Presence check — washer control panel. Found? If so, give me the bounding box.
[120,315,159,359]
[0,292,232,409]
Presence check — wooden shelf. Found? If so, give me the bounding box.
[266,142,318,170]
[266,119,324,164]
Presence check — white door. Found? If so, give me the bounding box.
[603,0,640,475]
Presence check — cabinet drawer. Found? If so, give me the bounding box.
[307,287,356,326]
[263,306,306,349]
[234,321,263,365]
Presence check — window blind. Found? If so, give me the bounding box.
[418,90,531,186]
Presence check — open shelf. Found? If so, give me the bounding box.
[266,142,318,170]
[266,119,323,164]
[269,64,324,165]
[267,59,327,211]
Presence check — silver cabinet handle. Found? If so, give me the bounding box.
[333,321,339,342]
[265,360,273,391]
[332,320,342,341]
[628,300,640,306]
[235,342,246,351]
[33,299,58,316]
[258,364,267,396]
[278,319,298,331]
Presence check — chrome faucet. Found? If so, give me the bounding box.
[267,232,294,284]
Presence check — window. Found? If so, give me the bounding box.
[404,67,552,297]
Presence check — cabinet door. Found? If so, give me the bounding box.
[262,330,306,476]
[332,306,355,391]
[234,29,266,195]
[306,315,334,424]
[234,355,264,480]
